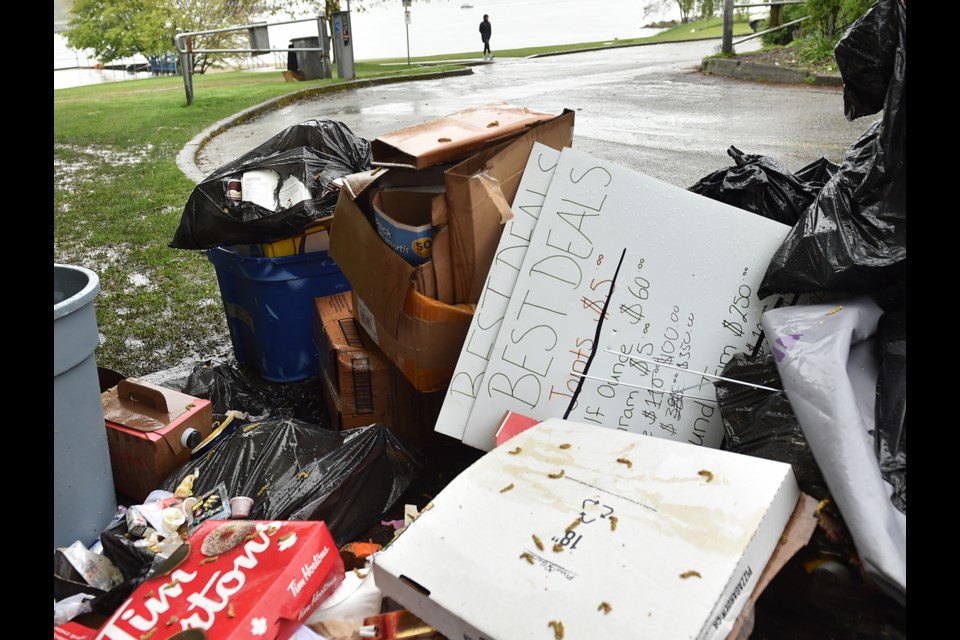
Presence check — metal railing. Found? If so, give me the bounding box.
[721,0,807,54]
[174,15,329,105]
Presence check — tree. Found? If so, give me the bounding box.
[65,0,264,73]
[697,0,717,20]
[643,0,696,24]
[65,0,173,63]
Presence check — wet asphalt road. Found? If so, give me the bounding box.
[196,39,871,189]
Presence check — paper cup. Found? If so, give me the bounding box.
[229,496,254,519]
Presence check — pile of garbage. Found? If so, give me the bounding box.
[54,1,905,637]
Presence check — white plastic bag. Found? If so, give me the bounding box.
[761,297,905,603]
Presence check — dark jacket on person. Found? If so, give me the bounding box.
[479,19,491,41]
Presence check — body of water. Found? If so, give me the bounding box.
[55,0,679,90]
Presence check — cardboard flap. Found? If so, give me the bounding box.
[343,168,390,199]
[330,188,414,337]
[118,379,168,412]
[478,174,514,224]
[371,103,562,170]
[445,109,576,304]
[102,378,193,433]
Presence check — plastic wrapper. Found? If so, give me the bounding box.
[758,0,905,299]
[53,593,95,626]
[834,0,904,121]
[688,146,835,226]
[160,420,421,546]
[170,118,373,249]
[875,309,906,515]
[715,352,829,500]
[760,297,905,605]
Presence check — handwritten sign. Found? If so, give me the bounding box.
[434,144,561,439]
[460,147,791,451]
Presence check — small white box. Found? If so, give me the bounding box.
[373,418,800,640]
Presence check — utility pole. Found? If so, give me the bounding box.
[722,0,734,54]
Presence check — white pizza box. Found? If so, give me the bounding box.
[373,417,800,640]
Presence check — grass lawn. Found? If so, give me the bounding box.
[54,17,750,378]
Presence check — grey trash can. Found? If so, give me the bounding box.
[54,264,116,549]
[291,36,330,80]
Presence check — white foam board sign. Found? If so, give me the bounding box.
[435,143,562,440]
[461,147,792,451]
[373,418,801,640]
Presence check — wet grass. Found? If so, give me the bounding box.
[54,21,747,378]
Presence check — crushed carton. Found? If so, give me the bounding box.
[313,292,444,445]
[102,378,213,503]
[373,418,800,640]
[93,520,344,640]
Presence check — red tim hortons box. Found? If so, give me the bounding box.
[93,520,345,640]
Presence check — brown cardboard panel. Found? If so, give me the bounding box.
[371,103,561,170]
[432,225,455,305]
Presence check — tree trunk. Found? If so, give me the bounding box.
[769,5,783,28]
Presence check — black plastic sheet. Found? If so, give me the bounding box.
[170,118,372,249]
[875,309,906,515]
[688,147,837,227]
[758,0,905,300]
[182,361,331,425]
[716,353,829,500]
[160,420,421,546]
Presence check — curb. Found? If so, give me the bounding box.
[176,67,475,184]
[701,57,842,87]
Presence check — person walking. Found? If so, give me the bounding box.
[479,14,493,60]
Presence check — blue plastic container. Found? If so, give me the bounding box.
[207,247,351,382]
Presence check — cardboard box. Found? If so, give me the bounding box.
[330,181,475,393]
[102,378,213,503]
[330,107,575,392]
[371,103,562,170]
[93,520,345,640]
[313,292,395,428]
[313,292,446,445]
[373,418,800,640]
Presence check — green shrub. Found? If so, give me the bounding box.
[761,3,808,46]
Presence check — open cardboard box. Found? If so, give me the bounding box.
[372,418,801,640]
[330,106,575,392]
[102,378,213,503]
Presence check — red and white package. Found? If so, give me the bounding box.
[93,520,345,640]
[54,621,98,640]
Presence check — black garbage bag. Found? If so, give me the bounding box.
[170,118,372,249]
[875,309,906,515]
[834,0,904,121]
[181,360,331,425]
[99,520,159,583]
[758,0,905,299]
[792,156,841,191]
[688,146,836,226]
[757,119,905,299]
[160,420,422,546]
[716,352,829,500]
